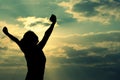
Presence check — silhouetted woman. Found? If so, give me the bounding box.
[2,14,57,80]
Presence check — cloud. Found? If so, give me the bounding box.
[46,30,120,67]
[46,45,120,80]
[58,0,120,24]
[17,16,58,32]
[17,17,50,30]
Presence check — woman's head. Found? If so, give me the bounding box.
[21,31,39,46]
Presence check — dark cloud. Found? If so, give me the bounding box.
[47,45,120,80]
[29,21,47,27]
[63,46,108,58]
[114,0,120,2]
[29,21,42,27]
[59,31,120,44]
[73,0,120,17]
[83,32,120,42]
[59,0,120,23]
[51,46,120,64]
[73,1,100,17]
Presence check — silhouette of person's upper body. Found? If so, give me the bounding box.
[2,14,57,80]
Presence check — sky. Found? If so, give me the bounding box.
[0,0,120,80]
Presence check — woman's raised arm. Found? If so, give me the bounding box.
[2,27,20,45]
[38,14,57,49]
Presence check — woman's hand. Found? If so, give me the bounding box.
[50,14,56,23]
[3,27,8,34]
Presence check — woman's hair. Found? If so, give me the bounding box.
[21,31,39,46]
